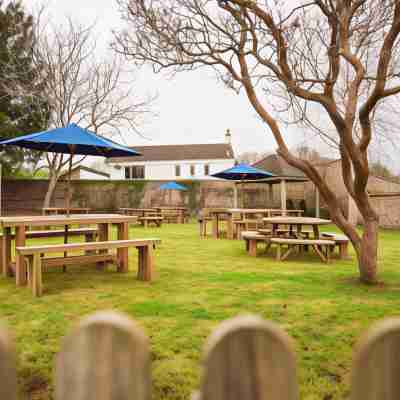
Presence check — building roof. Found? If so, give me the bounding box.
[60,165,110,179]
[252,154,307,178]
[107,143,235,163]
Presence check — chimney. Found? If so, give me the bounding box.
[225,128,231,144]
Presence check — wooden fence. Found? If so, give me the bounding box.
[1,311,400,399]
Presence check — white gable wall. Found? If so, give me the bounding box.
[75,169,110,180]
[107,159,235,180]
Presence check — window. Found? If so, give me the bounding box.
[204,164,210,176]
[124,165,145,179]
[175,165,181,177]
[190,165,195,176]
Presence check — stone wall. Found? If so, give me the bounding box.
[1,179,308,216]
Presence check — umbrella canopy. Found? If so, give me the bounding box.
[0,123,140,216]
[212,163,275,208]
[212,163,275,180]
[159,181,188,191]
[0,123,140,158]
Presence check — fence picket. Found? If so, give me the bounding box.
[351,318,400,400]
[0,324,16,400]
[198,315,298,400]
[55,311,150,400]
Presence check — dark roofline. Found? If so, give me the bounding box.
[61,165,110,178]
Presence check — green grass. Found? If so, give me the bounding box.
[1,222,400,399]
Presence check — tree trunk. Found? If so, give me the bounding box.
[43,173,59,208]
[354,219,379,284]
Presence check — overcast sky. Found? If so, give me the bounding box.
[22,0,398,173]
[23,0,309,158]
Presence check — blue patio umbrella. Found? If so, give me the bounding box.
[212,163,274,181]
[159,181,187,206]
[159,181,188,191]
[212,163,275,207]
[0,123,140,213]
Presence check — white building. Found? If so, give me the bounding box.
[106,131,235,181]
[60,165,110,180]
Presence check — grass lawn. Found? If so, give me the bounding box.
[0,222,400,399]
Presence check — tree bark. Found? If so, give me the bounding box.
[43,172,59,208]
[355,219,379,284]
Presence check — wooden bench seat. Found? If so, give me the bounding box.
[241,231,271,256]
[321,232,350,259]
[233,219,264,239]
[16,239,161,297]
[270,238,335,263]
[1,228,98,277]
[138,216,163,228]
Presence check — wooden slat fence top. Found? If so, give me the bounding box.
[207,208,304,214]
[200,315,298,400]
[3,313,400,399]
[351,318,400,400]
[0,214,138,227]
[16,238,161,255]
[55,311,150,400]
[0,324,17,400]
[263,217,332,225]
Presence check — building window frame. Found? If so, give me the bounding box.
[124,165,145,179]
[204,164,210,176]
[190,164,196,176]
[175,164,181,177]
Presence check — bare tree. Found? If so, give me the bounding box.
[237,151,270,164]
[6,16,153,207]
[114,0,400,284]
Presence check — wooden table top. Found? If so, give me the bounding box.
[263,217,331,225]
[119,208,156,212]
[42,207,90,212]
[0,214,138,227]
[208,208,304,214]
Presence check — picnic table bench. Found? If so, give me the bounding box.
[1,228,98,276]
[16,238,161,297]
[270,238,335,263]
[241,231,271,256]
[321,232,350,259]
[138,216,163,228]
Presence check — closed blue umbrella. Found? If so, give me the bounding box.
[212,163,275,207]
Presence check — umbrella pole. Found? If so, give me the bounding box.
[64,152,73,271]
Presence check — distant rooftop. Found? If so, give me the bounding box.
[107,143,235,163]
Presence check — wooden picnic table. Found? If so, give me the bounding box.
[42,207,90,215]
[0,214,138,286]
[153,206,188,224]
[208,208,304,240]
[119,208,158,217]
[262,216,331,239]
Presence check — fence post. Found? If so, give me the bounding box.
[0,324,17,400]
[196,315,298,400]
[55,311,151,400]
[351,318,400,400]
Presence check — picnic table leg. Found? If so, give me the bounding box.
[2,227,11,277]
[31,254,42,297]
[117,222,129,273]
[137,245,153,281]
[15,226,27,286]
[227,217,234,240]
[248,239,257,257]
[212,215,219,239]
[97,223,108,271]
[313,225,320,239]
